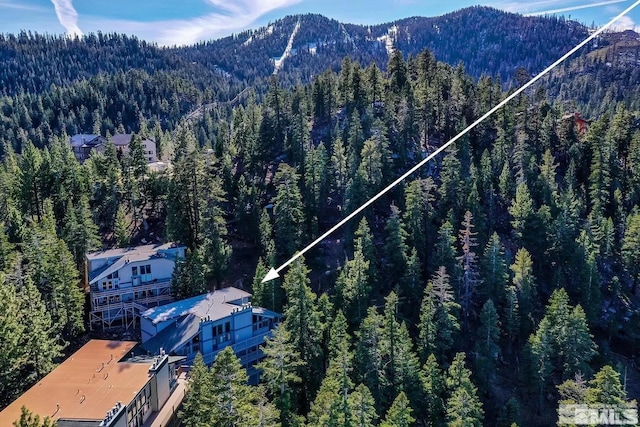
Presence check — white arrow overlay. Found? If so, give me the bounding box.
[262,0,640,283]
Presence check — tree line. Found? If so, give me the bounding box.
[1,42,640,425]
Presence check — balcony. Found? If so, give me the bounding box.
[91,279,171,298]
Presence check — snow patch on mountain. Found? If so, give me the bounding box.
[273,20,301,74]
[243,24,275,46]
[376,25,398,56]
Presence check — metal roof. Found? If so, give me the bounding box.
[141,315,201,355]
[0,340,152,426]
[86,243,182,262]
[141,287,251,325]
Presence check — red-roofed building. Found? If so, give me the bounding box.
[0,340,185,427]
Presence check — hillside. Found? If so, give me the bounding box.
[0,6,591,98]
[2,4,640,427]
[186,7,589,84]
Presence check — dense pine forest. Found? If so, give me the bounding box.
[2,6,640,427]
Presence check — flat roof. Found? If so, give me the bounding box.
[141,287,251,324]
[0,340,152,426]
[86,243,183,262]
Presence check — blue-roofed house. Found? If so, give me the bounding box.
[86,243,186,330]
[140,287,281,382]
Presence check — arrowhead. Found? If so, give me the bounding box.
[261,268,280,283]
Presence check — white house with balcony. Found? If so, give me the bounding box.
[86,243,186,330]
[140,287,281,383]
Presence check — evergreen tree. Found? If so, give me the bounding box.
[348,383,379,427]
[509,182,535,247]
[421,354,445,426]
[586,365,632,406]
[252,258,282,313]
[432,221,460,285]
[282,257,323,411]
[418,267,461,363]
[356,306,385,409]
[257,325,303,427]
[439,144,464,222]
[0,225,16,272]
[529,288,597,399]
[17,274,63,382]
[171,248,206,299]
[0,271,26,407]
[383,205,408,288]
[510,248,536,334]
[622,208,640,293]
[209,347,260,427]
[62,196,100,269]
[166,128,207,249]
[458,211,481,323]
[114,204,129,247]
[445,353,484,427]
[12,407,54,427]
[496,397,520,427]
[380,292,423,411]
[479,232,508,306]
[22,202,85,337]
[474,299,500,390]
[307,319,354,427]
[179,353,213,427]
[381,392,415,427]
[335,246,371,325]
[273,164,305,262]
[201,178,232,285]
[354,217,377,283]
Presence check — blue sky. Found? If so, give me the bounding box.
[0,0,638,46]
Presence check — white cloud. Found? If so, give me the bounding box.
[610,15,640,31]
[79,0,302,46]
[50,0,82,36]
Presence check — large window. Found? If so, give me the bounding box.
[127,384,151,427]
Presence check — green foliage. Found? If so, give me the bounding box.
[474,299,501,390]
[445,353,484,427]
[16,274,63,382]
[0,272,26,407]
[418,267,461,363]
[257,325,303,426]
[282,257,323,410]
[335,246,371,325]
[529,288,597,393]
[22,201,85,337]
[1,23,640,423]
[171,248,207,299]
[383,205,408,288]
[12,406,54,427]
[179,353,213,427]
[273,164,306,262]
[381,392,415,427]
[420,354,445,425]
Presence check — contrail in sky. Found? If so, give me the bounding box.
[51,0,82,36]
[527,0,626,16]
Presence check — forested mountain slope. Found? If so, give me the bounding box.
[1,7,640,426]
[2,42,640,425]
[0,6,590,97]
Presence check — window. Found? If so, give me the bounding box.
[141,265,151,274]
[132,266,138,276]
[225,322,231,333]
